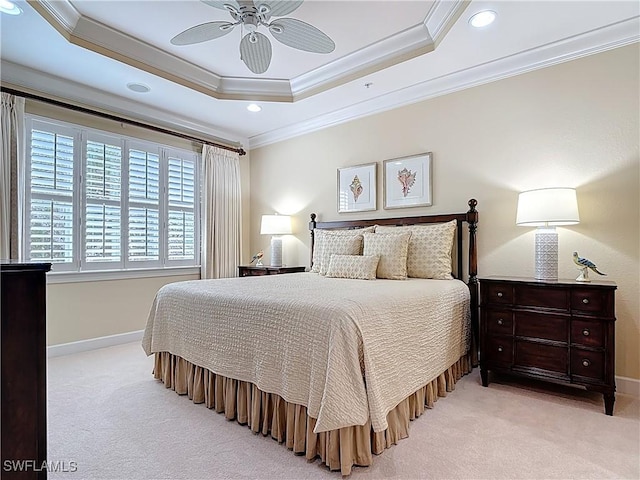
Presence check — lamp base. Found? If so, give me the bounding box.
[534,228,558,281]
[270,236,283,267]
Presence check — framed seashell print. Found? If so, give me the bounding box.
[383,153,432,209]
[337,163,377,213]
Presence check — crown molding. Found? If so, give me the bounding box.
[249,17,640,149]
[30,0,465,102]
[425,0,470,46]
[0,61,248,148]
[290,23,435,101]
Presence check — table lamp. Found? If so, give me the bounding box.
[260,214,292,267]
[516,187,580,281]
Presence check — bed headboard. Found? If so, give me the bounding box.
[308,198,479,364]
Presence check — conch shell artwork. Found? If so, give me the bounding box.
[350,175,364,202]
[397,168,416,197]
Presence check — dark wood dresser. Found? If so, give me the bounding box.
[479,276,616,415]
[1,262,51,479]
[238,265,306,277]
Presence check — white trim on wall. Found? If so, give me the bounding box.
[47,329,144,357]
[616,376,640,398]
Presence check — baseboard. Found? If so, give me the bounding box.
[47,330,144,358]
[616,376,640,398]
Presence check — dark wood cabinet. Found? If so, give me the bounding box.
[1,262,51,479]
[238,265,306,277]
[479,276,616,415]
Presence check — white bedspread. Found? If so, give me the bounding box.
[142,273,470,433]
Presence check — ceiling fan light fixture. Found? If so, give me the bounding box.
[469,10,497,28]
[174,0,333,74]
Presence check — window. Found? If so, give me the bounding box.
[24,116,200,274]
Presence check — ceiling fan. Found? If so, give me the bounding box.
[171,0,336,74]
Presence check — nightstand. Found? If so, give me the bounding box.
[479,276,617,415]
[238,265,306,277]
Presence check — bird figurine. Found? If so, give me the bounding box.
[250,250,264,266]
[573,251,606,282]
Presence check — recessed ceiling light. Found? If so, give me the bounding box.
[469,10,496,28]
[0,0,22,15]
[247,104,262,112]
[127,83,150,93]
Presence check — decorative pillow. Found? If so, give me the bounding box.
[376,220,456,279]
[325,254,380,280]
[319,234,364,275]
[362,232,411,280]
[311,227,374,273]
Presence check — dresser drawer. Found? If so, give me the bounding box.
[485,283,513,305]
[515,285,569,310]
[484,336,513,365]
[571,349,605,381]
[571,289,607,315]
[485,310,513,335]
[514,311,567,343]
[571,319,604,348]
[515,340,568,374]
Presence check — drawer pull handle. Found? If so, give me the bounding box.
[497,292,503,298]
[582,329,590,336]
[582,298,589,304]
[497,346,503,353]
[582,359,591,367]
[497,319,504,326]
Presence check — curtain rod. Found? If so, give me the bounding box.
[1,86,247,156]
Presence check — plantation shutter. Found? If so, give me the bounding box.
[28,127,75,265]
[167,154,197,262]
[84,136,122,265]
[128,147,160,263]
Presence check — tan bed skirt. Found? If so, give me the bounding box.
[153,352,471,475]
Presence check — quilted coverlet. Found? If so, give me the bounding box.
[142,273,470,433]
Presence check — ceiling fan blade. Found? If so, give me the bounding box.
[200,0,241,11]
[269,18,334,54]
[240,32,272,74]
[171,22,236,46]
[257,1,303,19]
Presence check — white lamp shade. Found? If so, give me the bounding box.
[516,188,580,227]
[260,214,292,235]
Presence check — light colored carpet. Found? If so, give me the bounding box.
[47,342,640,480]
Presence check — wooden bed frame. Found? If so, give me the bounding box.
[308,198,479,364]
[150,199,480,476]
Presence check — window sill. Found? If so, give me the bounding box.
[46,266,201,284]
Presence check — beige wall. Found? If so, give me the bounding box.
[249,45,640,379]
[46,275,198,345]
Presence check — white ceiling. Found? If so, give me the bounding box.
[1,1,638,150]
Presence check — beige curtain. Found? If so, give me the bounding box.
[0,93,25,260]
[201,145,242,279]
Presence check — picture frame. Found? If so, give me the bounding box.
[337,163,377,213]
[383,152,432,209]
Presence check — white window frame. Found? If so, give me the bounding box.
[23,114,201,279]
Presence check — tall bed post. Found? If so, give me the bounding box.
[466,198,479,367]
[309,213,317,269]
